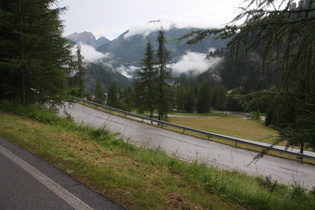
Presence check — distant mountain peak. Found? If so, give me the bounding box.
[67,31,96,46]
[123,20,191,40]
[66,31,110,48]
[97,26,227,71]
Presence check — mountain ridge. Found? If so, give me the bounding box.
[96,26,227,67]
[66,31,110,48]
[66,24,229,93]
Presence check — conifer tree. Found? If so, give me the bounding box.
[0,0,72,106]
[119,88,133,112]
[68,44,86,97]
[175,83,195,113]
[136,40,158,118]
[94,78,105,104]
[215,86,227,111]
[196,80,211,113]
[175,85,185,112]
[156,29,172,120]
[75,44,86,97]
[107,82,118,108]
[184,91,194,113]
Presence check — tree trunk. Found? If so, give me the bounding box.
[300,141,304,154]
[299,141,304,161]
[18,0,26,105]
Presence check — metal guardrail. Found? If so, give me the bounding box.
[76,98,315,161]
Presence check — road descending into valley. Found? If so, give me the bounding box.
[60,103,315,189]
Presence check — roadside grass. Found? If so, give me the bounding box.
[1,102,315,209]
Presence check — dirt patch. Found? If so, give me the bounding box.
[167,192,198,210]
[19,116,43,125]
[5,126,15,129]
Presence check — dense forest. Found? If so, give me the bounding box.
[0,0,84,106]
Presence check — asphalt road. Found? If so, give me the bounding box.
[60,103,315,190]
[0,136,124,210]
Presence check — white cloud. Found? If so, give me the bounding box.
[172,51,223,74]
[208,48,216,53]
[72,43,112,63]
[123,20,175,39]
[123,19,218,40]
[115,65,139,78]
[59,0,241,40]
[122,17,231,40]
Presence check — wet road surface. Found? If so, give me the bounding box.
[60,103,315,189]
[0,136,124,210]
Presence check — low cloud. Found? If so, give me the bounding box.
[208,48,216,53]
[124,20,178,39]
[115,65,139,78]
[172,51,223,74]
[72,43,112,63]
[123,19,220,40]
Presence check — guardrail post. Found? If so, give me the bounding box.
[182,128,185,134]
[297,156,304,162]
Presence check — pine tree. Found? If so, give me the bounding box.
[213,85,227,111]
[196,80,211,113]
[119,88,133,112]
[107,82,118,108]
[136,40,158,118]
[175,84,185,112]
[0,0,72,106]
[156,29,172,120]
[184,83,195,113]
[175,83,195,113]
[94,78,105,104]
[68,44,86,97]
[75,44,86,97]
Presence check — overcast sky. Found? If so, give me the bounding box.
[57,0,244,40]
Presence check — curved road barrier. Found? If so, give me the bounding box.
[76,98,315,161]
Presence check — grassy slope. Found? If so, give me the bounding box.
[168,114,315,163]
[0,103,314,209]
[0,111,241,209]
[169,116,279,144]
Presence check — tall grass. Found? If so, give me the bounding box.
[122,146,315,209]
[1,101,314,209]
[0,101,70,126]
